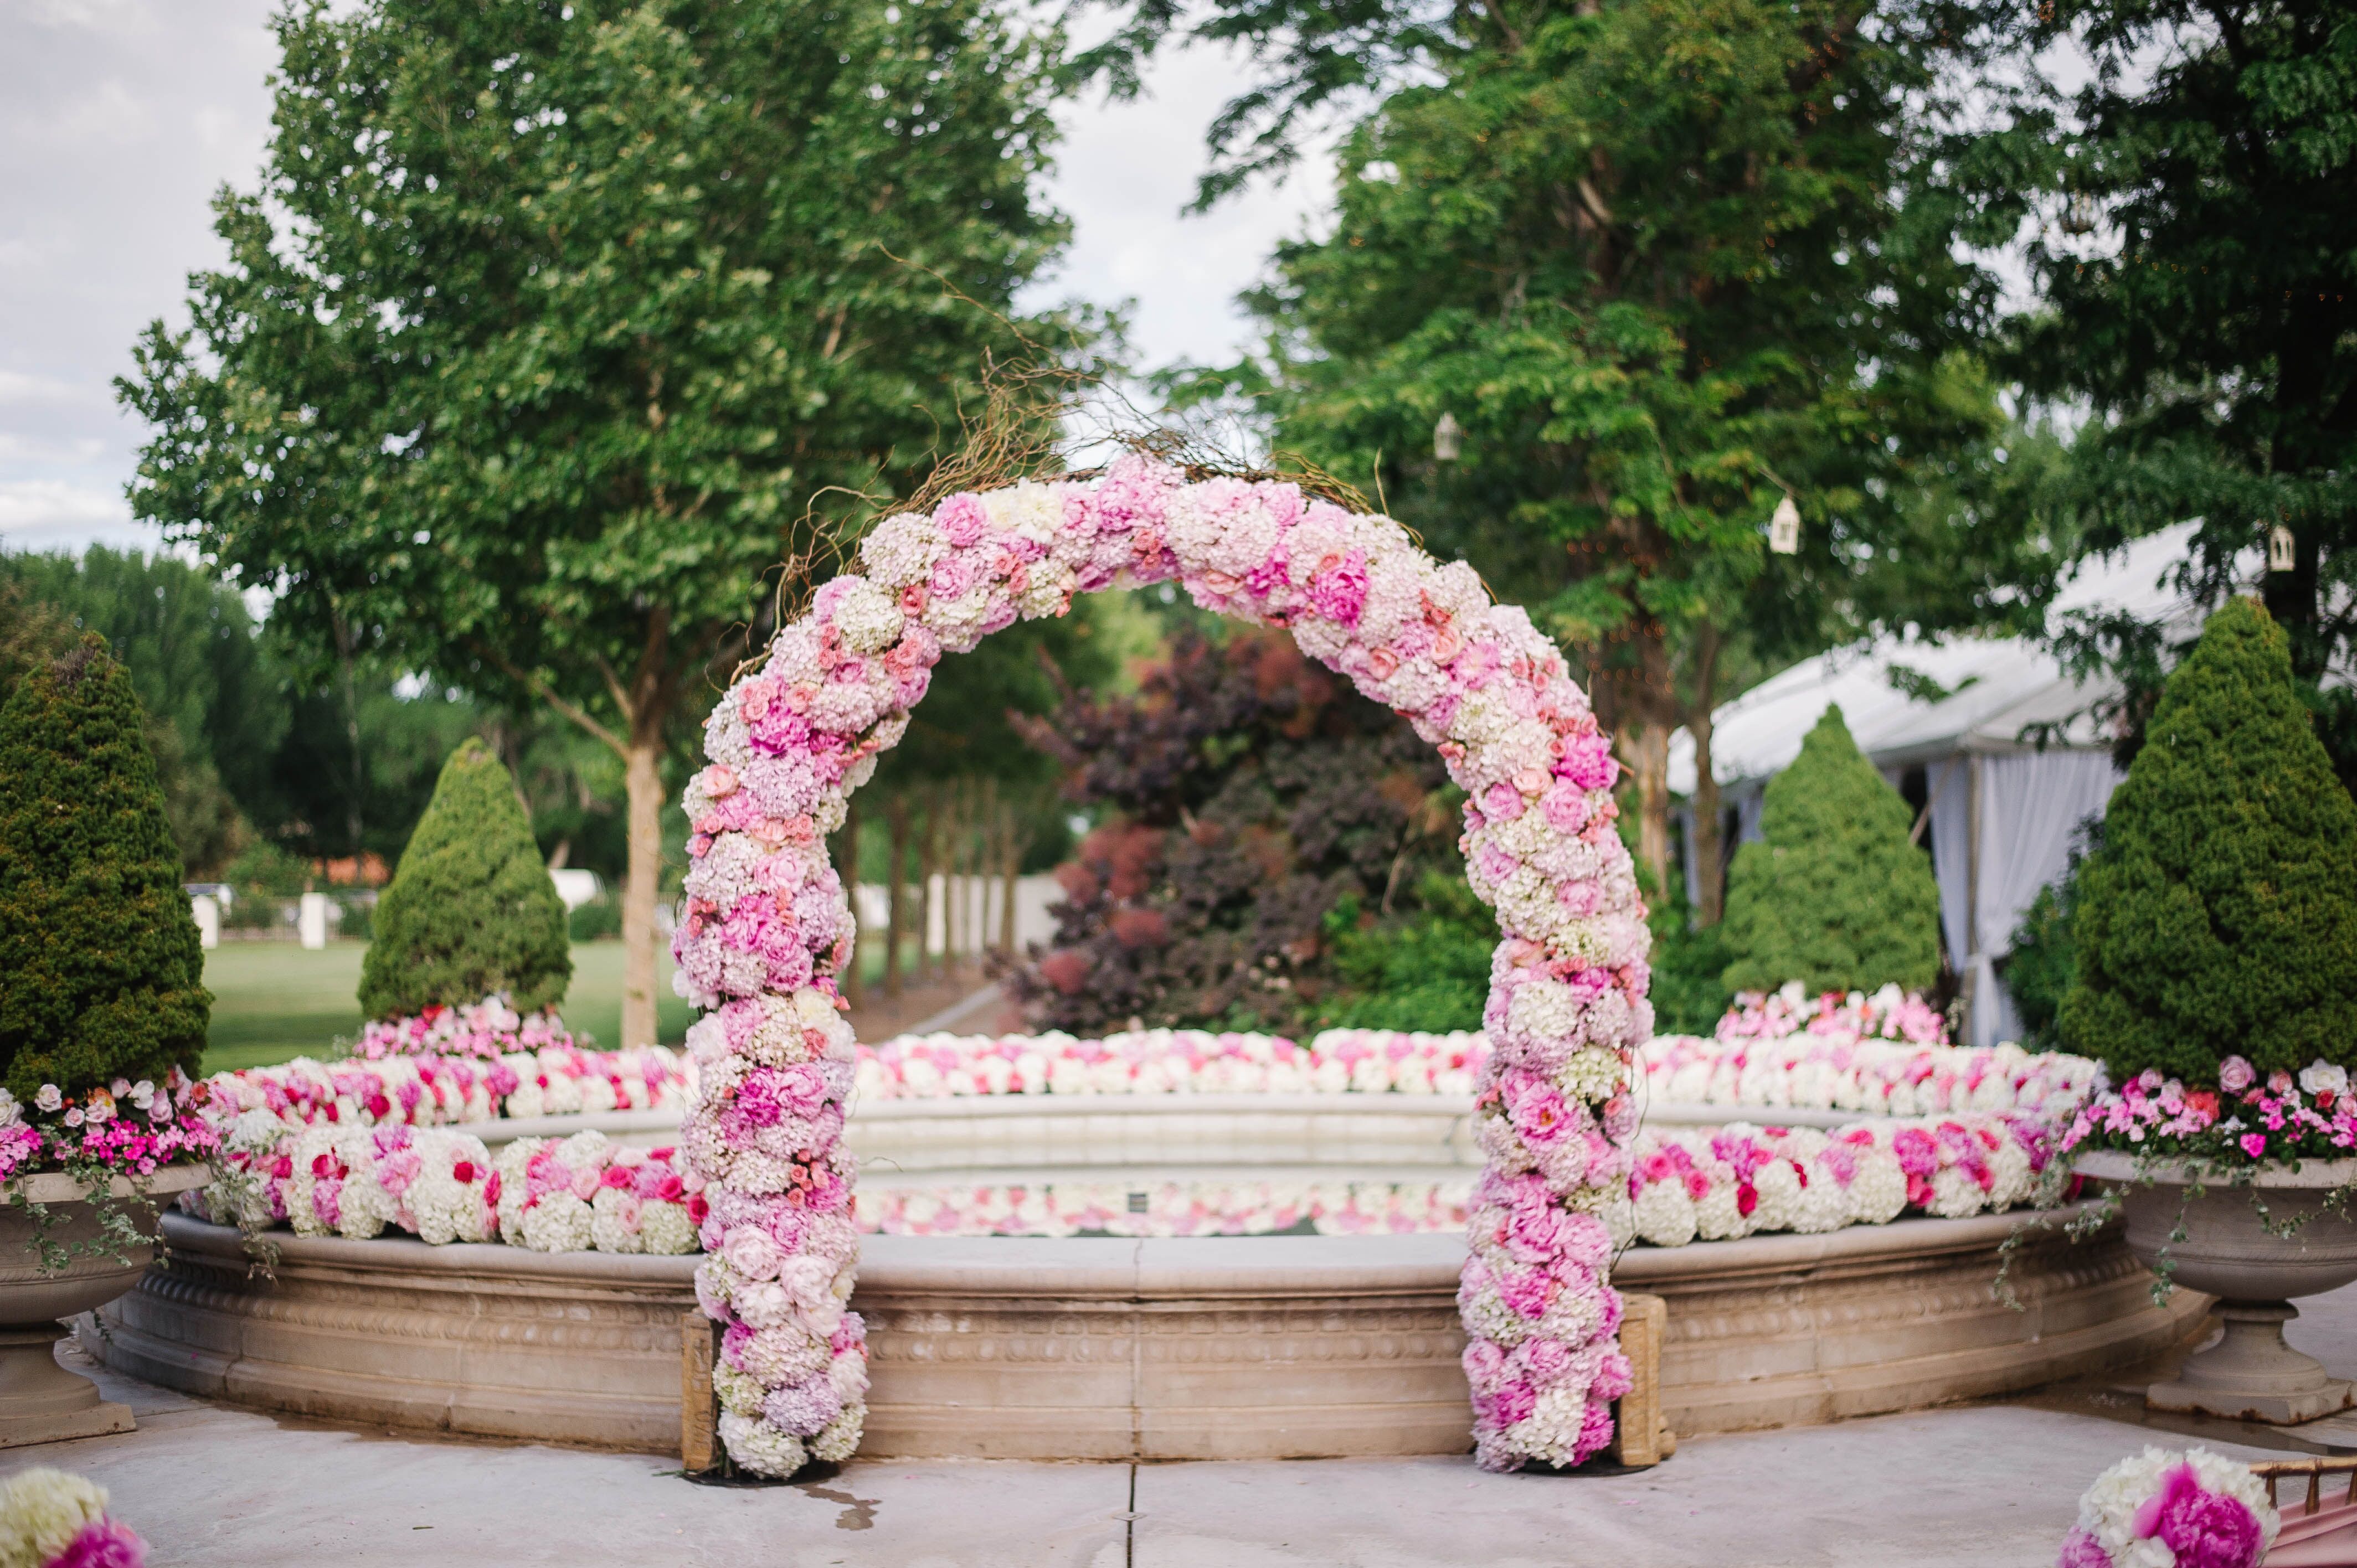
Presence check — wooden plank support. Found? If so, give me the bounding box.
[1609,1292,1674,1468]
[681,1309,719,1471]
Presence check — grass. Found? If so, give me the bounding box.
[199,941,697,1074]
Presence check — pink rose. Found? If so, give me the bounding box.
[2219,1056,2256,1094]
[723,1225,784,1281]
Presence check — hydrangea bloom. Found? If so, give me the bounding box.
[2061,1447,2276,1568]
[675,458,1654,1474]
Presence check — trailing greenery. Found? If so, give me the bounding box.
[357,739,572,1020]
[1718,705,1942,996]
[2061,600,2357,1081]
[0,634,209,1102]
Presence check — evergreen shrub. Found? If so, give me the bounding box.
[357,738,572,1020]
[1718,704,1942,997]
[2060,599,2357,1081]
[0,635,210,1102]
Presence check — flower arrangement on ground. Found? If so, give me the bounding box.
[2059,1447,2276,1568]
[673,456,1654,1475]
[0,1467,146,1568]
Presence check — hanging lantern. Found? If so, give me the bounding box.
[2269,524,2297,574]
[1433,411,1463,463]
[1769,494,1802,555]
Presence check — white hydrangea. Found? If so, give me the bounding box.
[719,1411,807,1478]
[858,512,945,589]
[827,576,904,653]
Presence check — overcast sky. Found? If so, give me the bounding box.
[0,1,1329,559]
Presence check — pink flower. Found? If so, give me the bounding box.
[2239,1132,2269,1159]
[1306,549,1368,626]
[2219,1056,2256,1094]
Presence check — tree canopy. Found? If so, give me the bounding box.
[1718,705,1943,996]
[359,738,574,1021]
[122,0,1078,1043]
[1130,0,2061,905]
[1942,0,2357,792]
[0,635,209,1102]
[2061,600,2357,1081]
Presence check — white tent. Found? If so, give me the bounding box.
[1668,522,2222,1048]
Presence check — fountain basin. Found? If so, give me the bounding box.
[90,1203,2199,1459]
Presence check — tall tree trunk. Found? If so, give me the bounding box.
[838,793,863,1004]
[884,794,910,999]
[945,782,969,976]
[918,786,941,983]
[1619,720,1672,904]
[331,608,366,863]
[620,732,665,1048]
[997,804,1028,960]
[1689,622,1725,926]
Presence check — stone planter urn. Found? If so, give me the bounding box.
[2077,1150,2357,1424]
[0,1165,207,1448]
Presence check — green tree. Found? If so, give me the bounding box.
[2060,600,2357,1082]
[1,547,289,876]
[358,738,573,1020]
[122,0,1072,1044]
[1943,0,2357,791]
[1122,0,2058,898]
[1718,705,1941,995]
[0,635,209,1103]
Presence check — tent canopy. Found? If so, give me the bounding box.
[1669,523,2202,795]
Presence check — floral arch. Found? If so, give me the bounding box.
[671,456,1654,1477]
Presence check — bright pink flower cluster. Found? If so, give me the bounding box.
[0,1069,216,1187]
[353,997,580,1061]
[2061,1054,2357,1165]
[678,458,1650,1475]
[2061,1448,2276,1568]
[199,1041,689,1133]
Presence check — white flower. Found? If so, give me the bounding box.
[2301,1060,2350,1099]
[33,1085,61,1113]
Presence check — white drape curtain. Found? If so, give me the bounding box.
[1965,750,2122,1045]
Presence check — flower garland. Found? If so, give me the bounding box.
[673,456,1653,1476]
[1715,981,1952,1046]
[2062,1055,2357,1166]
[2060,1447,2276,1568]
[1616,1114,2047,1247]
[1638,1033,2097,1119]
[199,1041,691,1134]
[0,1467,146,1568]
[856,1026,2091,1121]
[351,996,583,1061]
[854,1028,1484,1099]
[191,1122,703,1256]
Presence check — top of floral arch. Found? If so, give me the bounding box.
[678,451,1652,1044]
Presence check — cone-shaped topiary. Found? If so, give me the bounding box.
[0,634,209,1102]
[357,737,572,1020]
[2060,599,2357,1083]
[1718,704,1942,997]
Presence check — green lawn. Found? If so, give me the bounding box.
[199,941,696,1073]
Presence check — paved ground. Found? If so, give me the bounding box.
[28,1288,2357,1567]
